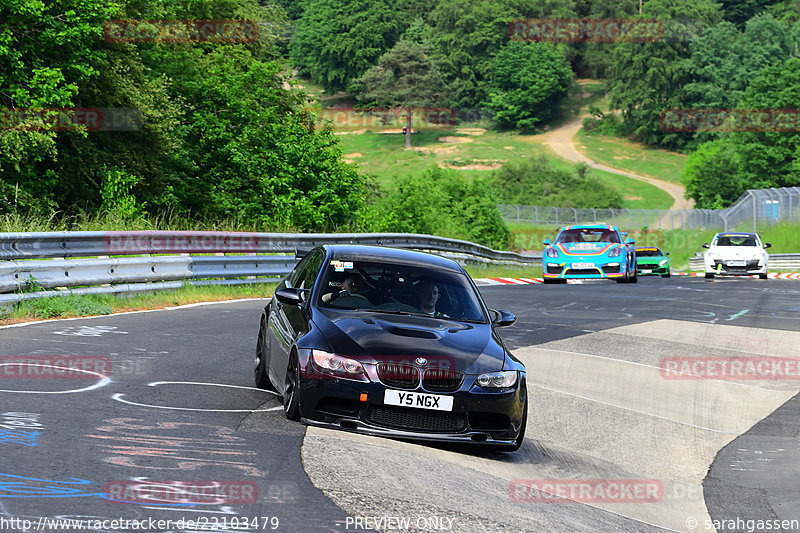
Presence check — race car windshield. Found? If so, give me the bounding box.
[556,229,620,244]
[636,249,663,257]
[317,260,487,323]
[715,235,757,246]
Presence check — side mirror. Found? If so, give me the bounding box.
[543,238,552,246]
[702,243,709,249]
[490,309,516,327]
[275,287,305,306]
[764,243,772,249]
[665,252,671,256]
[625,238,635,245]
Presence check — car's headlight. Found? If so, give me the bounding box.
[476,371,518,388]
[608,246,623,258]
[659,259,668,266]
[546,247,559,258]
[312,350,364,375]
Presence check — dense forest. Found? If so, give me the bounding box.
[2,0,799,247]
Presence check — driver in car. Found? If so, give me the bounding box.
[323,274,366,303]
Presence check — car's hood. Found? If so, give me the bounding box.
[554,242,621,256]
[312,309,507,373]
[636,256,666,263]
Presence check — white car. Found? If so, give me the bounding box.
[702,232,771,279]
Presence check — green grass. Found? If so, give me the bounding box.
[575,129,688,185]
[338,128,674,209]
[0,283,275,324]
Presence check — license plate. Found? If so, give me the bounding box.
[727,260,746,266]
[384,390,453,411]
[571,262,594,269]
[641,269,652,274]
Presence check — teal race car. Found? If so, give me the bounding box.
[542,224,638,284]
[635,246,671,278]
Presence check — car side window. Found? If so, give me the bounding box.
[286,249,321,289]
[297,250,324,291]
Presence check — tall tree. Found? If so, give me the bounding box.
[484,40,573,131]
[354,40,445,148]
[290,0,404,93]
[607,0,723,148]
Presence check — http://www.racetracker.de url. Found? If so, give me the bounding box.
[0,516,281,532]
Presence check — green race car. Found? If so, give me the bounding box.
[635,247,671,278]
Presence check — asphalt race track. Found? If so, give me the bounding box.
[0,276,798,533]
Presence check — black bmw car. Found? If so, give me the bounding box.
[254,244,527,451]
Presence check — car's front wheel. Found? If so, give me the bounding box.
[759,273,768,280]
[283,354,301,421]
[705,272,715,279]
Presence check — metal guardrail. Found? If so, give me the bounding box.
[688,253,800,270]
[0,231,540,305]
[0,231,535,263]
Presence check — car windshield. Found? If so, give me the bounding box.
[714,235,758,246]
[317,259,487,323]
[556,228,620,244]
[636,248,663,257]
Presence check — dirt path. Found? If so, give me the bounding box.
[540,117,694,211]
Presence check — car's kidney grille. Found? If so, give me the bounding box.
[368,405,466,432]
[377,363,420,388]
[422,368,464,392]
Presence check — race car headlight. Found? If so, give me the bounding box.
[312,350,364,375]
[545,247,559,258]
[659,259,668,267]
[607,246,623,258]
[476,371,518,388]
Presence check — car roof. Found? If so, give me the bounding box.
[714,232,759,237]
[321,244,463,272]
[560,224,620,231]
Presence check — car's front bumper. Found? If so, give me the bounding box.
[543,261,627,279]
[636,262,670,275]
[704,258,767,275]
[296,364,526,445]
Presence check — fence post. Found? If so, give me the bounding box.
[534,206,538,224]
[628,209,632,233]
[516,205,520,224]
[572,208,578,223]
[592,208,597,223]
[750,190,757,232]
